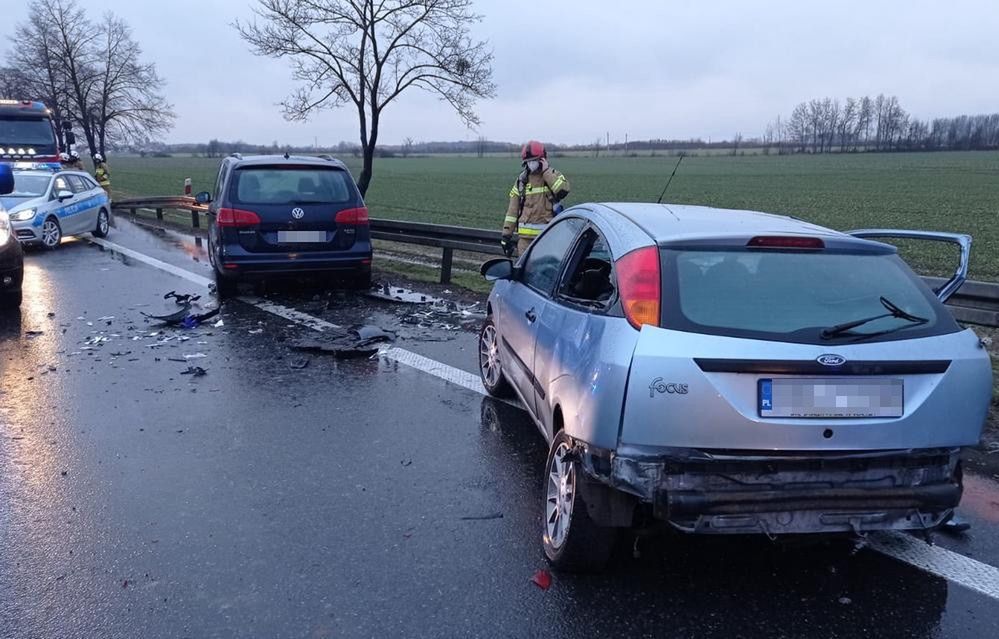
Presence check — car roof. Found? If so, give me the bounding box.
[12,170,56,179]
[227,154,349,170]
[591,202,874,245]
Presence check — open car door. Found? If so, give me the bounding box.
[848,229,971,303]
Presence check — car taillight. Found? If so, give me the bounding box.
[747,236,825,249]
[335,207,369,225]
[616,246,660,329]
[217,207,260,227]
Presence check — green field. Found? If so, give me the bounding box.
[108,151,999,281]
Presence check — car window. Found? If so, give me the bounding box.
[52,175,72,197]
[67,175,90,194]
[663,249,959,344]
[230,166,353,205]
[80,175,99,190]
[522,217,585,295]
[557,229,615,305]
[214,163,226,201]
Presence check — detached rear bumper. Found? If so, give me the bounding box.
[580,445,962,535]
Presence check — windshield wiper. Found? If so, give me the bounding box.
[820,296,929,340]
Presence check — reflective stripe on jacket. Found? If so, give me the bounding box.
[500,166,570,238]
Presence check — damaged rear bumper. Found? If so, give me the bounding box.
[579,444,962,535]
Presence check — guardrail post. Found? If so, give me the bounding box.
[440,247,453,284]
[156,207,163,221]
[191,209,200,228]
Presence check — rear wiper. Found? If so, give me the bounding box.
[820,296,929,340]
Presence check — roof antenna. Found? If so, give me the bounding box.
[656,153,685,205]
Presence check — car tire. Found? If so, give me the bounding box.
[0,290,22,308]
[41,217,62,250]
[214,272,238,299]
[478,317,513,397]
[93,208,110,238]
[350,267,372,290]
[542,431,616,573]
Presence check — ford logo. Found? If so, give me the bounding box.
[291,207,305,219]
[817,354,846,367]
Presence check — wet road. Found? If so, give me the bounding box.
[2,218,999,638]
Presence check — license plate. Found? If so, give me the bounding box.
[278,230,326,243]
[759,378,903,418]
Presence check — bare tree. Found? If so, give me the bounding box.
[237,0,495,196]
[6,2,77,143]
[89,13,174,154]
[401,136,414,158]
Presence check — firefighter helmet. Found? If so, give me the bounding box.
[93,153,104,163]
[521,140,547,162]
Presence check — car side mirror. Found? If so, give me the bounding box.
[0,163,12,195]
[56,190,73,201]
[481,258,514,281]
[195,191,212,204]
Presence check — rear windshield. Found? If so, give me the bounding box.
[0,117,57,146]
[663,249,960,344]
[230,166,354,205]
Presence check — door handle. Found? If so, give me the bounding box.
[525,308,537,323]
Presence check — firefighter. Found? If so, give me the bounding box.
[93,153,111,198]
[66,150,85,170]
[500,140,570,256]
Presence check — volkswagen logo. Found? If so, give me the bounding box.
[817,354,846,367]
[291,207,305,219]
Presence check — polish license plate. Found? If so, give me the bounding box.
[759,378,903,418]
[278,230,326,243]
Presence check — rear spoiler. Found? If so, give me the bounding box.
[847,229,971,303]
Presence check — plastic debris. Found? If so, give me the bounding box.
[184,353,207,359]
[290,325,394,358]
[213,319,224,328]
[289,358,310,370]
[531,569,552,591]
[180,366,207,377]
[365,283,442,305]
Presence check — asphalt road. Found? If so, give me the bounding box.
[2,217,999,638]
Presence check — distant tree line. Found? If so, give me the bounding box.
[0,0,174,157]
[764,95,999,154]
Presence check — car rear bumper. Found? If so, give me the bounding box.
[580,444,962,535]
[217,249,372,279]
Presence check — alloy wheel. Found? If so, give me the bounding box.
[545,442,575,549]
[479,324,502,387]
[42,219,61,248]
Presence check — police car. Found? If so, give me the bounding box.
[2,168,111,248]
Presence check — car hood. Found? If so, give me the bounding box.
[0,196,44,213]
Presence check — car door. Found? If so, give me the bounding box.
[49,174,80,232]
[532,227,630,442]
[66,174,97,234]
[499,217,585,419]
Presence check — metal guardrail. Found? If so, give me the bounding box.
[112,197,999,326]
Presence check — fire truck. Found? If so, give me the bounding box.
[0,99,62,170]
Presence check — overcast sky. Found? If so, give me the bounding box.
[4,0,999,146]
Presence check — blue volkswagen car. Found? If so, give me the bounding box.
[196,154,372,296]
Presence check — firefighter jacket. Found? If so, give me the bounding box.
[95,163,111,188]
[501,165,570,240]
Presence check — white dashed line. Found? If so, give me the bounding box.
[86,235,999,601]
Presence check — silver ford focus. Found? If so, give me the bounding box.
[478,203,993,572]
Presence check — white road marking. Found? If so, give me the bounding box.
[869,532,999,601]
[85,236,999,600]
[89,237,214,288]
